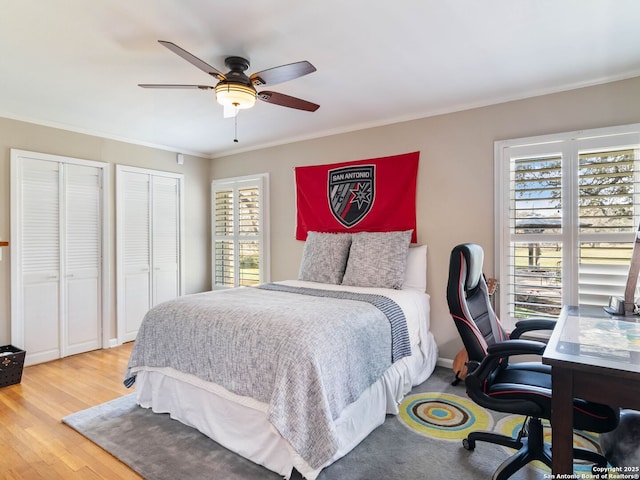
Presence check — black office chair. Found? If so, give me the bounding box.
[447,243,618,480]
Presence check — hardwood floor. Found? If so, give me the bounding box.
[0,343,142,479]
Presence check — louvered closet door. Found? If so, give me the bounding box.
[121,171,151,342]
[13,155,104,365]
[63,164,102,356]
[20,158,61,364]
[117,166,183,342]
[152,176,180,304]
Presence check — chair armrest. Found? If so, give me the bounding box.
[467,339,547,382]
[510,318,557,339]
[486,339,547,358]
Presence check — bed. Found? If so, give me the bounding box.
[124,231,438,479]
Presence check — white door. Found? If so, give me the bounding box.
[63,164,102,357]
[120,170,151,343]
[152,176,180,305]
[11,151,106,365]
[18,158,61,364]
[116,166,184,343]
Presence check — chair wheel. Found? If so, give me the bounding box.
[462,438,475,451]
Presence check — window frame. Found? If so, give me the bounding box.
[495,123,640,331]
[211,173,270,289]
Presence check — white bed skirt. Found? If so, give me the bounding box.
[134,330,437,480]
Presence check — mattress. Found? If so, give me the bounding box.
[131,280,438,479]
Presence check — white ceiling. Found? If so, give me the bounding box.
[1,1,640,158]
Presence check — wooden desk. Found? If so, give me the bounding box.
[543,305,640,474]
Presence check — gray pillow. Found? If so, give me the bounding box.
[342,230,413,289]
[298,232,352,284]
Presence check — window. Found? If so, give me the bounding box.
[212,173,269,288]
[495,124,640,330]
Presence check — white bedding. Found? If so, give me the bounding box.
[132,280,438,479]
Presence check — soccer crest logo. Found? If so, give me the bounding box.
[328,165,375,227]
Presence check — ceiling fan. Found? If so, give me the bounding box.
[139,40,319,118]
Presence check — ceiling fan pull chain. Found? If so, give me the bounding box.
[234,105,239,143]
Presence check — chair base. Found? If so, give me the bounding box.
[463,417,608,480]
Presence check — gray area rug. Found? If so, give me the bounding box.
[62,367,560,480]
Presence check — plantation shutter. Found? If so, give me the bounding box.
[214,188,235,287]
[508,152,564,320]
[496,126,640,330]
[212,174,268,289]
[577,148,639,307]
[238,186,261,286]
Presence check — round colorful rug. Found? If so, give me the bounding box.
[496,415,602,474]
[399,392,493,441]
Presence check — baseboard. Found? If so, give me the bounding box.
[108,338,120,348]
[436,357,453,369]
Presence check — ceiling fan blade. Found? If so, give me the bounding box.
[258,91,319,112]
[138,84,214,90]
[250,61,316,86]
[158,40,226,81]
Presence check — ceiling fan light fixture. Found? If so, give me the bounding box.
[215,83,256,110]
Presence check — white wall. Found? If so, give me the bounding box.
[0,118,212,345]
[210,76,640,362]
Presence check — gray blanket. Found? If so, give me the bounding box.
[124,284,410,469]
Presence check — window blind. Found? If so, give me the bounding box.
[577,149,638,307]
[510,154,563,319]
[496,125,640,329]
[212,174,268,288]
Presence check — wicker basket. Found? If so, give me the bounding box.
[0,345,26,388]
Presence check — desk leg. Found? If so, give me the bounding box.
[551,367,574,474]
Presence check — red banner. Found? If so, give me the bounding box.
[295,151,419,241]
